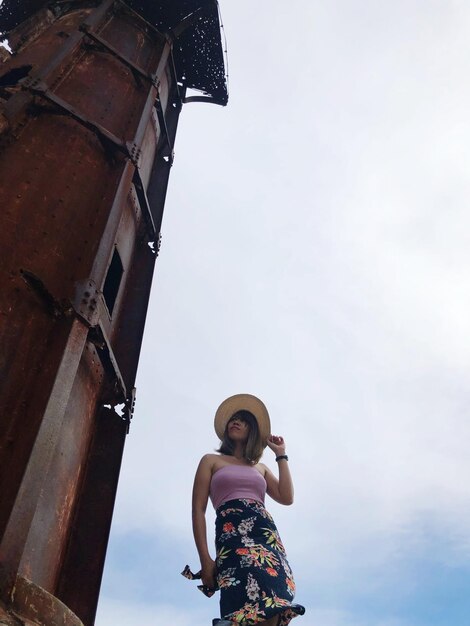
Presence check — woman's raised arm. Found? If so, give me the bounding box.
[263,435,294,505]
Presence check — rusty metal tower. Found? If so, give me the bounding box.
[0,1,227,624]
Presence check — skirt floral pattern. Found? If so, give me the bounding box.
[215,499,305,625]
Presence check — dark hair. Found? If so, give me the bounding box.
[217,410,264,464]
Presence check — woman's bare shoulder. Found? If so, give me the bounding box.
[254,462,269,476]
[198,453,220,467]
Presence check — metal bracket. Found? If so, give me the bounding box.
[126,140,141,166]
[19,271,103,327]
[72,278,101,326]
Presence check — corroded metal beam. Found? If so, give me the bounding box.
[0,1,184,623]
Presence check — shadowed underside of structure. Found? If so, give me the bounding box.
[0,1,226,624]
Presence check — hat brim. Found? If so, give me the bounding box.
[214,394,271,446]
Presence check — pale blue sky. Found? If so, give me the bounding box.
[96,1,470,624]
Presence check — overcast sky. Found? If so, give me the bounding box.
[96,1,470,625]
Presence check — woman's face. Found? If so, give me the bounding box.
[227,414,250,442]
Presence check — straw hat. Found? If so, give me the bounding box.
[214,393,271,445]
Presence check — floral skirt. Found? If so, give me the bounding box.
[215,499,305,625]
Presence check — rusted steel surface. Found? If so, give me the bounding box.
[0,1,210,624]
[0,0,228,105]
[1,8,92,77]
[20,342,107,592]
[10,576,85,626]
[57,407,127,625]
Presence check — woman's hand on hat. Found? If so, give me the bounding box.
[267,435,286,456]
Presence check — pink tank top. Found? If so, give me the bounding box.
[210,464,267,510]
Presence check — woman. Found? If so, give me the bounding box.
[191,393,305,626]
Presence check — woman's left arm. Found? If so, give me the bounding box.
[263,435,294,506]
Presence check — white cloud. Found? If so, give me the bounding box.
[100,1,470,623]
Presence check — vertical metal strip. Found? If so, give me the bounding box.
[0,319,88,597]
